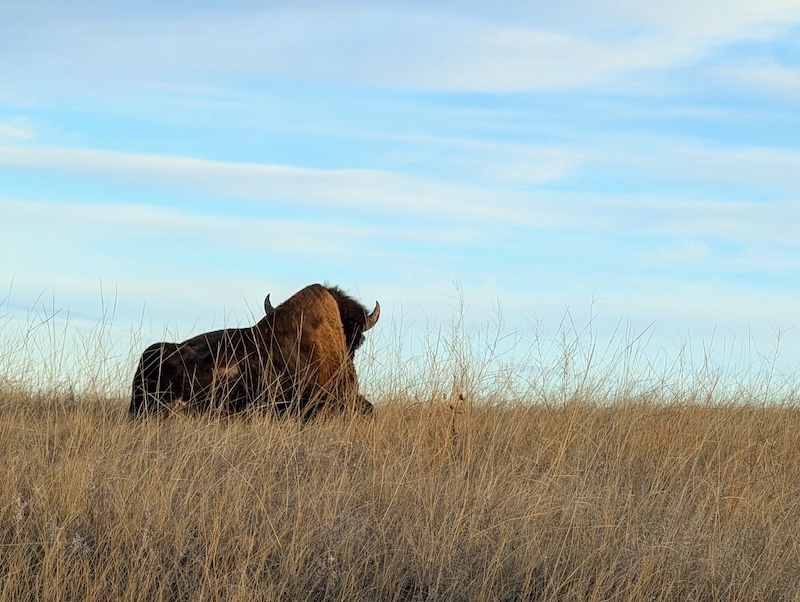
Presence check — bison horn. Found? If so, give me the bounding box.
[364,301,380,331]
[264,294,275,315]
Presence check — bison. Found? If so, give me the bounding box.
[129,284,380,419]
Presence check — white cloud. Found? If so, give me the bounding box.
[0,119,34,141]
[412,27,699,92]
[4,2,800,95]
[0,143,549,224]
[584,137,800,202]
[376,133,585,185]
[2,138,799,247]
[610,0,800,39]
[718,61,800,101]
[3,190,799,379]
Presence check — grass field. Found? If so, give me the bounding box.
[2,306,800,601]
[4,394,800,600]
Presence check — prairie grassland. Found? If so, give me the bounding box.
[2,392,800,601]
[2,304,800,601]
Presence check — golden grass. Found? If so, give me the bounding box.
[2,392,800,601]
[3,296,800,600]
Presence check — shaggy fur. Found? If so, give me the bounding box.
[129,284,379,419]
[324,284,378,356]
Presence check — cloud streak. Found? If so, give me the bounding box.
[3,137,799,232]
[4,2,800,95]
[0,144,533,222]
[3,142,798,273]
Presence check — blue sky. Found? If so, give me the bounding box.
[2,1,800,391]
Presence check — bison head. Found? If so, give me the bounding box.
[322,286,380,355]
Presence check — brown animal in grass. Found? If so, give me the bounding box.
[129,284,379,419]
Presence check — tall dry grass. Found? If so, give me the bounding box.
[2,296,800,600]
[2,396,800,601]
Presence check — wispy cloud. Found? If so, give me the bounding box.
[2,139,799,244]
[0,143,550,223]
[4,2,800,96]
[0,119,34,141]
[719,61,800,101]
[611,1,800,39]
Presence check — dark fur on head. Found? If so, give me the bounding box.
[323,285,374,355]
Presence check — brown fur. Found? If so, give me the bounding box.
[130,284,377,419]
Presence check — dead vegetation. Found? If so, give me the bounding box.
[2,394,800,601]
[2,298,800,600]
